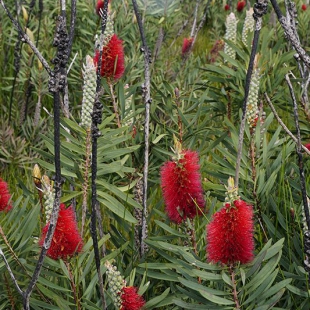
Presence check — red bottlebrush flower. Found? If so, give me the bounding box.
[0,178,13,212]
[224,4,230,11]
[160,150,205,223]
[302,4,307,11]
[182,38,193,56]
[96,0,111,15]
[121,286,145,310]
[206,199,254,265]
[237,1,246,12]
[94,34,125,82]
[39,204,83,260]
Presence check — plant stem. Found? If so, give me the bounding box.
[65,261,81,310]
[230,265,240,309]
[132,0,152,257]
[234,0,268,188]
[0,0,52,76]
[109,83,121,128]
[90,1,110,308]
[285,75,310,231]
[264,92,310,155]
[269,0,310,69]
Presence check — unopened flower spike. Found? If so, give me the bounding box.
[225,176,239,205]
[224,12,237,60]
[242,8,255,45]
[171,135,183,160]
[80,55,97,129]
[41,175,54,222]
[105,261,126,308]
[32,164,42,188]
[246,54,261,131]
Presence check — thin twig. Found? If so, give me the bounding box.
[264,92,310,156]
[0,246,23,296]
[91,0,109,308]
[270,0,310,69]
[109,83,121,128]
[132,0,152,257]
[230,265,240,309]
[23,4,70,307]
[0,0,52,76]
[285,75,310,231]
[235,0,268,188]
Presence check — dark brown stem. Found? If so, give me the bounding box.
[65,261,81,310]
[175,88,183,143]
[230,265,240,309]
[81,128,92,236]
[109,83,121,128]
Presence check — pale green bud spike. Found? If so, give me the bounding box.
[225,177,239,204]
[105,261,126,308]
[224,13,238,60]
[246,68,261,129]
[242,8,255,45]
[80,55,97,129]
[41,175,54,223]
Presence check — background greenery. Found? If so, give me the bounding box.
[0,0,310,309]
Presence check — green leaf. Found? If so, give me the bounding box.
[144,288,170,309]
[198,289,235,305]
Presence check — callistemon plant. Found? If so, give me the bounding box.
[242,8,254,45]
[0,177,13,212]
[206,177,254,265]
[80,55,96,129]
[224,12,237,60]
[160,140,205,223]
[39,204,84,260]
[105,261,146,310]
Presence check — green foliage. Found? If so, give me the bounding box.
[1,0,310,309]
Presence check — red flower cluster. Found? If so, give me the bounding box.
[182,38,193,56]
[224,4,230,11]
[0,178,13,212]
[96,0,111,15]
[206,199,254,265]
[39,204,83,260]
[160,150,205,223]
[237,1,246,12]
[121,286,145,310]
[302,4,307,11]
[94,34,125,82]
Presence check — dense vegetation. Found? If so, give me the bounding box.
[0,0,310,309]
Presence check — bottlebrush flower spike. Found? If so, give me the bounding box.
[121,286,146,310]
[224,12,237,60]
[160,144,205,223]
[302,4,307,11]
[94,34,125,82]
[206,178,254,265]
[39,204,83,260]
[206,199,254,264]
[305,143,310,151]
[224,4,230,11]
[182,37,193,57]
[237,1,246,12]
[0,178,13,212]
